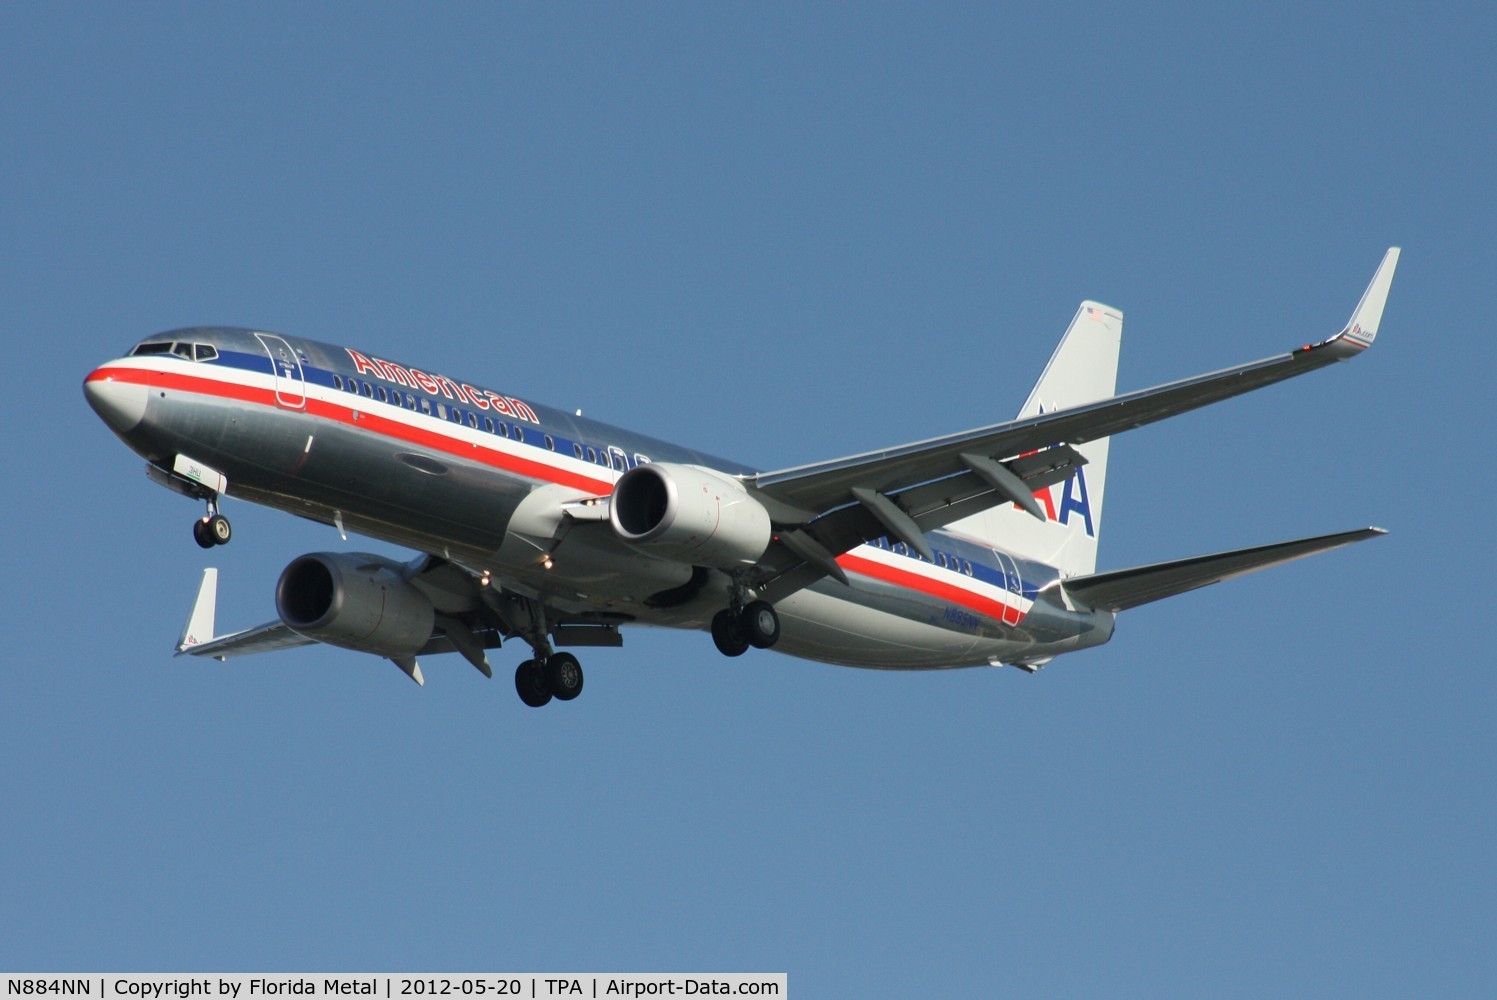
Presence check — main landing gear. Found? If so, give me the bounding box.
[192,498,232,549]
[514,653,584,708]
[711,600,780,657]
[506,596,585,708]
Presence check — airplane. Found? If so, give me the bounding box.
[83,249,1399,706]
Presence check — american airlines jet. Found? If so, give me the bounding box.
[83,250,1399,706]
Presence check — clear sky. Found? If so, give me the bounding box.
[3,3,1493,996]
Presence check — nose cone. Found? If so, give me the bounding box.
[84,371,149,434]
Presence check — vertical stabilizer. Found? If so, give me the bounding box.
[951,302,1122,576]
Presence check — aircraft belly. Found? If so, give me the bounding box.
[769,587,1009,670]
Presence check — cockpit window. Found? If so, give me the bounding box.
[130,341,218,361]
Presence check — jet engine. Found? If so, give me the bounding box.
[609,463,771,569]
[275,552,434,658]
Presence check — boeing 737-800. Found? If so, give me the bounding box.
[83,250,1399,706]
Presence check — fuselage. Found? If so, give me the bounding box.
[84,327,1114,670]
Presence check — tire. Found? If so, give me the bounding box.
[741,600,780,649]
[192,519,215,549]
[514,659,552,707]
[546,652,584,701]
[207,514,232,545]
[711,609,750,657]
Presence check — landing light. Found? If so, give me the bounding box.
[542,555,555,570]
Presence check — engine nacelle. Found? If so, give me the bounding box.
[609,463,771,569]
[275,552,435,658]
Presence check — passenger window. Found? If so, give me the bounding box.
[573,444,584,459]
[346,379,359,393]
[361,382,374,398]
[435,404,447,419]
[377,387,389,403]
[332,375,343,391]
[586,447,597,463]
[512,426,525,444]
[937,553,948,569]
[497,422,508,437]
[194,345,218,362]
[484,417,495,433]
[467,412,478,429]
[964,560,973,576]
[420,399,432,415]
[406,394,417,410]
[544,434,555,451]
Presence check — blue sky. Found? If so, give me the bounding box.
[3,3,1493,995]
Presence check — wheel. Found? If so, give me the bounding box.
[711,609,749,657]
[192,519,215,549]
[545,652,584,701]
[207,513,232,545]
[741,600,780,649]
[514,659,552,707]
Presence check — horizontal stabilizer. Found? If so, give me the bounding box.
[176,620,315,660]
[1063,527,1386,612]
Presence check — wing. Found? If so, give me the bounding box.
[748,249,1400,599]
[171,561,625,684]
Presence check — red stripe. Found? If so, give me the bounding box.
[88,365,614,494]
[836,552,1024,625]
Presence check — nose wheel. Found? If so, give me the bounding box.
[192,510,232,548]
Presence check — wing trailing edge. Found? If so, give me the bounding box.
[1061,527,1386,613]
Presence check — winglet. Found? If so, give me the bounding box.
[1330,247,1400,355]
[177,568,218,652]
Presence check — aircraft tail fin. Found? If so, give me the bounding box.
[953,302,1122,577]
